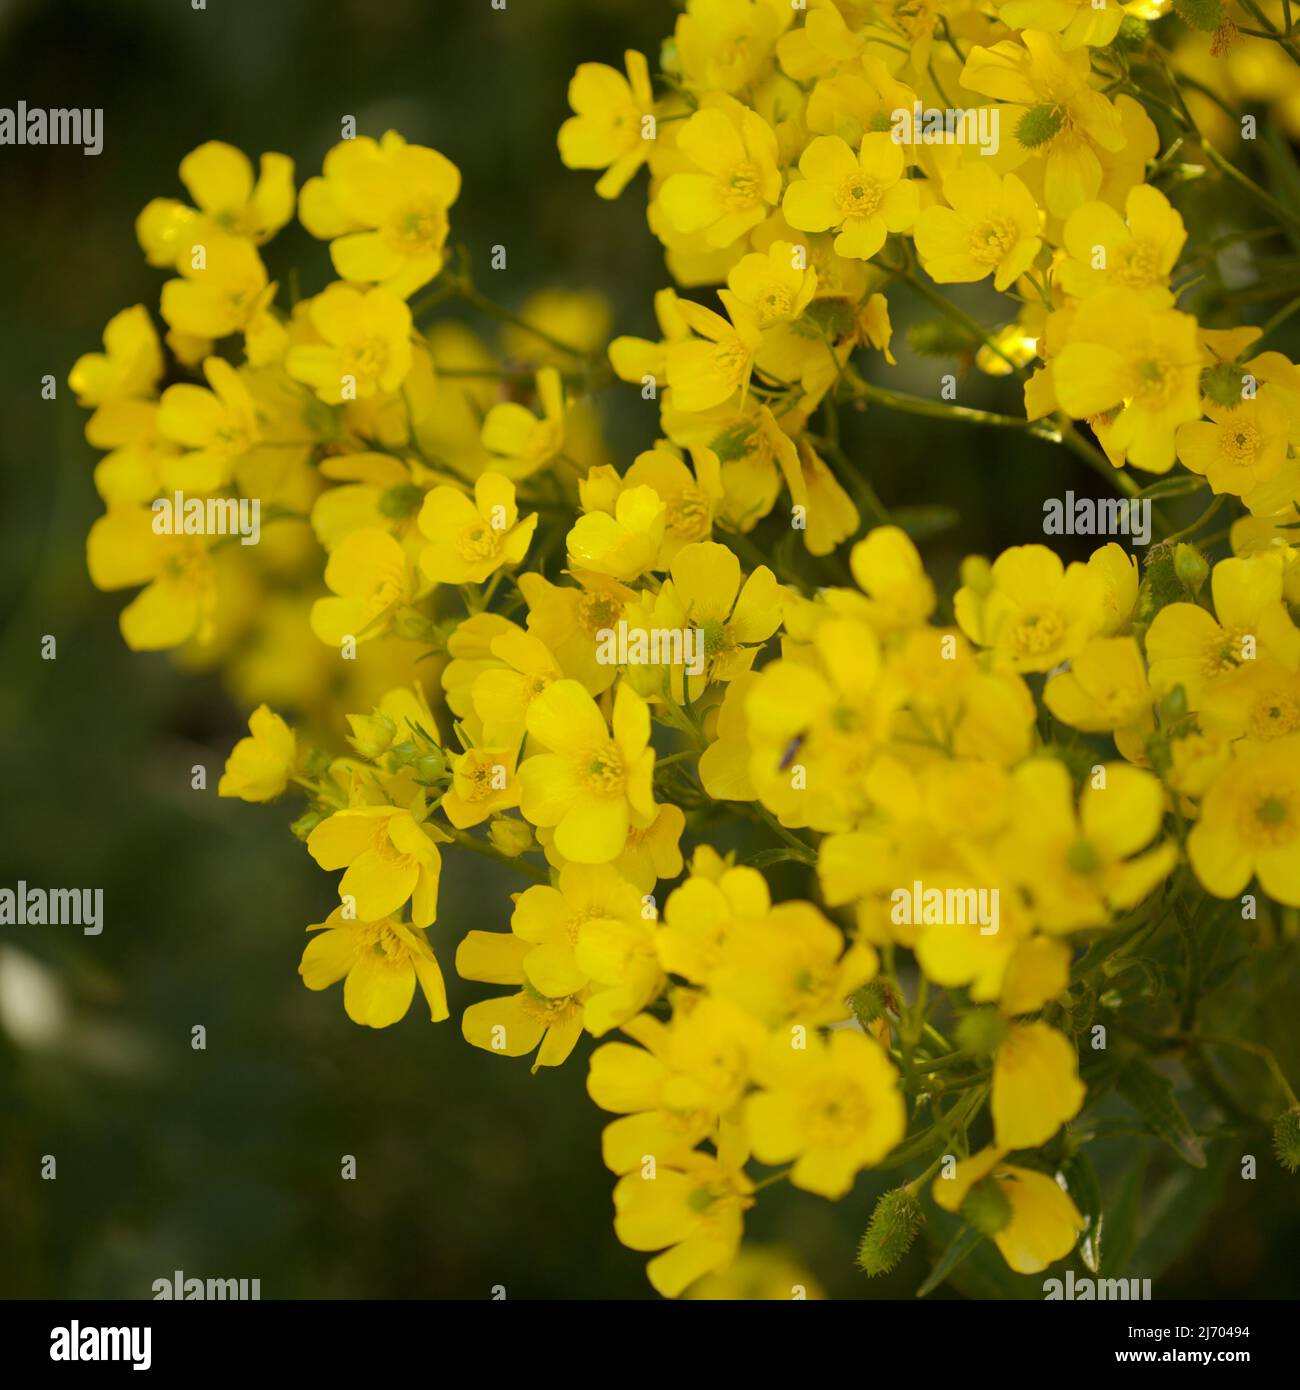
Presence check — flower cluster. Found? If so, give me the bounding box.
[71,0,1300,1299]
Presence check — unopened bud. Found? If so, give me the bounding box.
[347,710,397,760]
[956,1008,1010,1058]
[1274,1107,1300,1173]
[960,555,994,596]
[1174,543,1209,595]
[489,818,535,857]
[850,981,889,1029]
[960,1176,1012,1237]
[856,1186,924,1276]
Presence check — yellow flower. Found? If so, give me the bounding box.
[86,505,216,650]
[218,704,296,801]
[775,436,860,557]
[999,758,1177,930]
[744,1028,904,1198]
[68,305,163,409]
[299,130,460,298]
[285,283,413,403]
[782,132,919,261]
[1044,635,1154,736]
[440,747,519,829]
[1146,554,1300,710]
[307,804,444,927]
[960,29,1125,217]
[160,231,273,341]
[156,357,260,494]
[1189,735,1300,905]
[470,628,564,750]
[137,140,295,266]
[915,165,1042,292]
[1200,661,1300,745]
[658,95,782,249]
[310,527,421,648]
[724,240,818,329]
[517,680,656,863]
[1176,388,1290,498]
[613,1146,755,1298]
[954,543,1105,672]
[995,0,1124,50]
[850,526,937,634]
[665,292,763,412]
[992,1021,1086,1149]
[1060,184,1186,305]
[933,1146,1086,1274]
[456,930,586,1071]
[480,367,567,479]
[567,485,666,581]
[558,50,655,198]
[417,472,537,585]
[623,442,724,566]
[300,907,448,1028]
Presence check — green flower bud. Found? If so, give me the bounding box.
[857,1186,925,1276]
[1115,15,1150,48]
[489,817,535,857]
[850,981,889,1029]
[1201,361,1243,409]
[956,1008,1010,1058]
[413,751,446,783]
[1274,1107,1300,1173]
[1016,103,1066,150]
[1174,0,1224,32]
[305,748,333,778]
[347,710,397,760]
[290,808,327,842]
[378,483,425,519]
[1174,543,1209,596]
[960,1176,1012,1237]
[1159,683,1189,723]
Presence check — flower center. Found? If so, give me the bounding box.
[342,338,390,384]
[968,216,1018,266]
[363,923,408,962]
[457,521,502,564]
[836,172,882,220]
[718,162,761,211]
[580,739,626,796]
[1116,239,1161,288]
[755,282,794,326]
[384,199,448,254]
[801,1079,869,1147]
[1009,607,1064,656]
[1221,421,1261,463]
[579,590,623,637]
[1248,690,1300,740]
[1132,354,1177,406]
[666,486,711,538]
[1245,789,1296,847]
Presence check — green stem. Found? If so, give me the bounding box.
[444,826,550,882]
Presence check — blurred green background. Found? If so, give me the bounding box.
[1,0,1298,1300]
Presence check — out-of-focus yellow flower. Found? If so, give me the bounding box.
[992,1021,1086,1149]
[218,704,296,801]
[285,283,413,402]
[300,907,448,1027]
[558,50,655,199]
[480,368,567,478]
[418,472,537,585]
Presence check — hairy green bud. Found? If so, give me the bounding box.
[850,981,889,1029]
[1274,1107,1300,1173]
[1173,542,1209,596]
[857,1186,925,1276]
[378,482,425,519]
[956,1008,1010,1058]
[960,1176,1012,1237]
[1115,15,1150,49]
[1016,103,1066,150]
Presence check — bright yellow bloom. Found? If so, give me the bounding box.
[955,543,1105,672]
[310,527,421,648]
[995,0,1124,49]
[285,283,413,403]
[1044,635,1154,737]
[441,747,519,829]
[558,50,655,199]
[998,758,1177,930]
[1176,388,1290,498]
[469,628,563,750]
[86,505,216,650]
[480,367,567,479]
[68,305,163,409]
[849,526,937,634]
[623,443,724,566]
[307,804,444,927]
[156,357,260,494]
[1200,661,1300,745]
[418,472,537,585]
[218,704,296,801]
[160,231,273,340]
[665,292,763,412]
[960,30,1125,217]
[915,165,1042,292]
[1053,288,1201,473]
[992,1021,1086,1149]
[659,95,782,249]
[137,140,294,266]
[299,131,460,298]
[517,680,656,863]
[783,133,918,261]
[744,1028,904,1198]
[933,1146,1086,1274]
[300,907,448,1028]
[1060,184,1186,305]
[1189,735,1300,905]
[568,485,666,581]
[774,437,860,557]
[613,1146,755,1298]
[725,240,818,328]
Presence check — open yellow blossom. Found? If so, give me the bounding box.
[955,544,1105,673]
[1189,735,1300,905]
[418,472,537,585]
[68,305,163,410]
[995,0,1124,50]
[725,240,818,328]
[517,680,656,863]
[1176,388,1290,498]
[1044,635,1154,738]
[782,132,918,261]
[1060,184,1186,305]
[480,367,567,479]
[992,1021,1086,1149]
[137,140,295,266]
[658,95,782,248]
[558,50,655,199]
[623,442,724,565]
[285,283,413,403]
[160,231,273,341]
[218,704,296,802]
[156,357,260,494]
[440,747,519,829]
[1053,288,1201,473]
[933,1146,1086,1275]
[914,165,1042,292]
[568,485,667,581]
[310,527,421,648]
[850,526,937,634]
[300,907,448,1028]
[307,804,444,927]
[744,1027,904,1198]
[665,292,763,412]
[299,131,460,298]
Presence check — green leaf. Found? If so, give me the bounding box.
[891,504,960,540]
[1099,1148,1148,1278]
[1118,1059,1207,1168]
[1062,1151,1104,1274]
[1173,0,1223,31]
[916,1222,983,1298]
